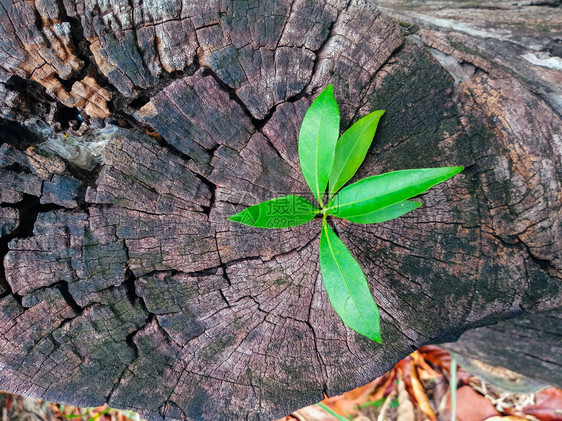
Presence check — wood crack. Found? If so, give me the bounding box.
[0,194,64,301]
[1,1,561,418]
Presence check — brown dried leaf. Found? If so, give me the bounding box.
[410,357,437,421]
[368,369,397,403]
[411,350,441,381]
[396,373,415,421]
[322,375,388,417]
[418,345,452,371]
[517,387,562,421]
[440,386,500,421]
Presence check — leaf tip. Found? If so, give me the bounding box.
[227,212,243,223]
[366,328,383,343]
[362,330,382,343]
[323,84,336,99]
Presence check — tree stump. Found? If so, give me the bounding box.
[0,0,560,419]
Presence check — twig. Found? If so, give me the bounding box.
[450,356,457,421]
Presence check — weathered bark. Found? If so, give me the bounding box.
[0,0,560,420]
[443,306,562,389]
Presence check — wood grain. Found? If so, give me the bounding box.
[0,1,560,419]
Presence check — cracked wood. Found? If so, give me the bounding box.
[0,0,560,420]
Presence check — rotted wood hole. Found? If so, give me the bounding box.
[0,1,560,420]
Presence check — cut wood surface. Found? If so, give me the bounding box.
[0,0,560,420]
[444,306,562,388]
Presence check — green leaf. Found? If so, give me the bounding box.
[319,219,381,342]
[328,110,384,199]
[326,167,463,219]
[228,195,320,228]
[344,200,421,224]
[298,85,340,206]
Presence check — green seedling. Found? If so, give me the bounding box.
[228,85,463,342]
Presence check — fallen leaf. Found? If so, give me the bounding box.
[517,387,562,421]
[396,356,414,400]
[291,406,334,421]
[396,373,415,421]
[410,357,437,421]
[411,351,441,381]
[440,386,500,421]
[418,345,452,370]
[368,369,397,403]
[315,375,387,418]
[376,390,397,421]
